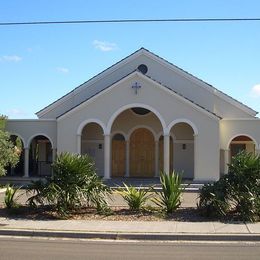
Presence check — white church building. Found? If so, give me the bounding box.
[5,48,260,182]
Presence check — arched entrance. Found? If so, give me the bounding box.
[81,122,104,177]
[29,135,53,177]
[109,106,164,178]
[229,135,256,158]
[6,135,24,177]
[112,133,126,177]
[130,128,155,177]
[169,122,195,179]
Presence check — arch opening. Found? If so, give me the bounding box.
[81,122,104,177]
[110,106,164,178]
[29,135,53,177]
[6,135,24,177]
[229,135,256,159]
[168,122,195,180]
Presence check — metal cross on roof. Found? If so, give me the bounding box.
[132,82,141,94]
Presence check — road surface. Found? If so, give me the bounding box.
[0,236,259,260]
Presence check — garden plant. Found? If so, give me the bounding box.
[153,171,184,214]
[117,183,152,211]
[26,152,111,216]
[198,151,260,222]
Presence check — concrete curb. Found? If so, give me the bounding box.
[0,229,260,241]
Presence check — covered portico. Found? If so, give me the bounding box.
[75,102,206,181]
[56,71,220,181]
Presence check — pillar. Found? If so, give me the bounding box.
[223,149,229,174]
[104,134,111,179]
[163,134,170,174]
[125,139,130,177]
[155,140,159,177]
[23,147,29,178]
[255,149,260,156]
[52,148,57,162]
[193,134,199,180]
[77,134,81,154]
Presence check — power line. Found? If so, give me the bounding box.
[1,18,260,26]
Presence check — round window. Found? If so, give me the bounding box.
[137,64,148,74]
[131,107,150,115]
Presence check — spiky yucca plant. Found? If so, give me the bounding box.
[117,183,152,211]
[4,184,20,209]
[153,171,184,213]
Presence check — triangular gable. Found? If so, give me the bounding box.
[57,70,221,121]
[37,48,257,118]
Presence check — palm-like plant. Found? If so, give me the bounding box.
[27,152,111,216]
[153,171,184,213]
[4,184,20,209]
[117,183,152,211]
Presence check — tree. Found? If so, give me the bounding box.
[0,115,21,176]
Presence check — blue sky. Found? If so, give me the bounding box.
[1,0,260,118]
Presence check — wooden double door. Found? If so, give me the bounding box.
[130,128,155,177]
[111,128,155,177]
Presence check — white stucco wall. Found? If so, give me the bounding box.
[220,119,260,150]
[57,72,220,181]
[6,120,57,148]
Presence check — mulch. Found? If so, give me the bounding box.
[0,205,210,222]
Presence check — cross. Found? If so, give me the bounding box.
[132,82,141,95]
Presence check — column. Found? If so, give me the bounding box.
[155,140,159,177]
[77,134,81,154]
[255,148,260,156]
[23,147,29,178]
[125,139,130,177]
[104,134,111,179]
[223,149,229,174]
[193,134,199,180]
[52,148,57,162]
[163,134,170,174]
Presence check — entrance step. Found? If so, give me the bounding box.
[104,178,206,192]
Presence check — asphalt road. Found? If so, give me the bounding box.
[0,237,259,260]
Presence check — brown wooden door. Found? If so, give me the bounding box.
[130,128,155,177]
[112,140,126,177]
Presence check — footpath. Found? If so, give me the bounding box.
[0,217,260,241]
[0,188,260,241]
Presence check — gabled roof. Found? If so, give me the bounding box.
[142,48,257,116]
[57,70,221,121]
[37,47,257,118]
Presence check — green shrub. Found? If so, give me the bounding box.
[4,184,20,209]
[198,151,260,222]
[117,183,152,211]
[197,177,229,218]
[153,171,184,214]
[26,152,111,216]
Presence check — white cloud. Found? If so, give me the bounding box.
[92,40,118,52]
[56,67,69,74]
[7,108,27,118]
[1,55,22,62]
[250,84,260,98]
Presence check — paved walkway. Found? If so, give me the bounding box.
[0,217,259,241]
